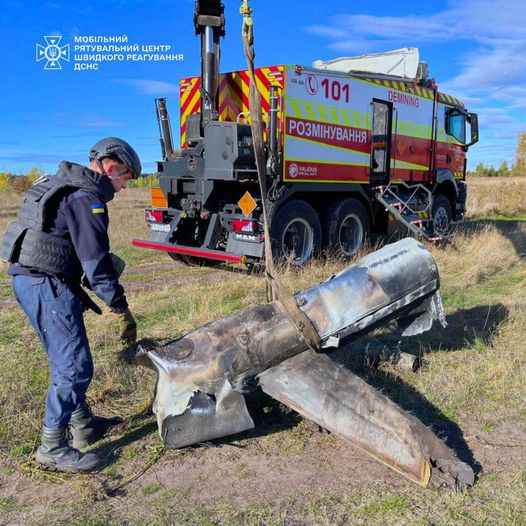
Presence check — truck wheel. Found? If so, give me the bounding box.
[324,198,369,257]
[168,252,193,265]
[431,195,453,237]
[271,200,322,266]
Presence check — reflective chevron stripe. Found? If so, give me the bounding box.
[180,65,285,146]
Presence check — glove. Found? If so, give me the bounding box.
[114,308,137,346]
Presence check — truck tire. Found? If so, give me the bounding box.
[168,252,220,267]
[168,252,195,265]
[431,194,453,237]
[270,200,322,266]
[323,198,369,257]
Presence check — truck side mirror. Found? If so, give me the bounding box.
[464,112,479,149]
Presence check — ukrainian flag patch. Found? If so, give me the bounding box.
[91,204,105,214]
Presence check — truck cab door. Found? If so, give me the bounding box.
[370,99,393,185]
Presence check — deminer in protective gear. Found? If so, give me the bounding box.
[0,137,142,473]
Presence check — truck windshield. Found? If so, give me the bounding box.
[446,108,466,144]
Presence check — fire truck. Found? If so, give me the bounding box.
[133,1,479,266]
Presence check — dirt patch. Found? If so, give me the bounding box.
[463,419,526,472]
[2,414,526,525]
[123,261,242,295]
[128,431,408,504]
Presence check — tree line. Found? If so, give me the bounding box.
[468,132,526,177]
[468,161,519,178]
[0,167,160,193]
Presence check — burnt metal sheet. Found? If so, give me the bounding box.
[160,379,255,448]
[143,238,473,489]
[258,351,474,490]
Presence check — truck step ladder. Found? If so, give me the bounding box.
[374,182,442,242]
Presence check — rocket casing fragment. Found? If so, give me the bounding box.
[145,238,473,489]
[148,237,440,393]
[258,351,474,489]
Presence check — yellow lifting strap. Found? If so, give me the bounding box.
[239,0,320,352]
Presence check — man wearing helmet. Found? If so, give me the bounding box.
[0,137,141,473]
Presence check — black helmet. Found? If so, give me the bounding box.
[89,137,142,179]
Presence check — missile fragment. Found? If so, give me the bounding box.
[142,238,474,489]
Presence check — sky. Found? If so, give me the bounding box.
[0,0,524,174]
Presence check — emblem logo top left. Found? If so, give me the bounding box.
[36,36,70,70]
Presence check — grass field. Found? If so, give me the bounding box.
[466,176,526,220]
[0,177,525,525]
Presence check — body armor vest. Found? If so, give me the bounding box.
[1,163,114,276]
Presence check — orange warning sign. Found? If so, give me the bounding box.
[238,191,257,217]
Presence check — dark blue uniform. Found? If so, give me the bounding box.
[9,162,128,429]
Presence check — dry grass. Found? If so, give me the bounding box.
[0,191,21,235]
[433,223,523,287]
[466,176,526,218]
[0,181,525,525]
[403,225,526,422]
[108,188,151,249]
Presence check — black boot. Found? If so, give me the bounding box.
[35,426,100,473]
[69,403,122,450]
